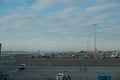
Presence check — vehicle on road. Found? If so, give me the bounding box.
[19,64,26,70]
[56,71,71,80]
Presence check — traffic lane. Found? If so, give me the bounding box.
[1,65,120,80]
[0,65,18,73]
[1,65,120,72]
[24,66,120,73]
[10,66,120,80]
[1,65,120,73]
[84,67,120,80]
[25,66,120,80]
[1,66,81,80]
[0,65,50,80]
[9,72,50,80]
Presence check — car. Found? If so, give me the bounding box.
[56,71,71,80]
[19,64,26,70]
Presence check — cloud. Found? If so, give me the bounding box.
[96,0,120,3]
[30,0,86,11]
[94,13,111,20]
[8,6,28,15]
[86,3,120,12]
[0,0,120,51]
[0,0,27,3]
[0,14,23,24]
[52,7,80,18]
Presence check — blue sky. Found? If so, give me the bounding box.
[0,0,120,51]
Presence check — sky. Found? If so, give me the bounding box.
[0,0,120,51]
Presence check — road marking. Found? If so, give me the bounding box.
[7,69,18,73]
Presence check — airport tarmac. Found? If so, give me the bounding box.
[0,65,120,80]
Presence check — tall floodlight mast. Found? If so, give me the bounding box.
[93,24,97,59]
[0,43,1,55]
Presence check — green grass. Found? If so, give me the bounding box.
[0,56,16,61]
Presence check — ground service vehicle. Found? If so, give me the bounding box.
[56,71,71,80]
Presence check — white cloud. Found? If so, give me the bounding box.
[1,0,27,3]
[94,13,111,20]
[96,0,120,3]
[0,14,36,24]
[30,0,86,11]
[87,6,102,12]
[86,3,120,12]
[0,0,120,51]
[0,15,22,23]
[0,27,8,31]
[52,7,80,18]
[8,6,28,15]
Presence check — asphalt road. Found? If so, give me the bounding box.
[0,65,120,80]
[0,57,120,80]
[17,57,120,66]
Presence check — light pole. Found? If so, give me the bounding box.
[93,24,97,59]
[82,62,85,80]
[0,43,1,55]
[38,49,40,58]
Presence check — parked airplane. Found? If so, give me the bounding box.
[110,51,119,58]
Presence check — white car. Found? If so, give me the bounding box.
[19,64,26,70]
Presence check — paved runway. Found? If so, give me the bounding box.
[0,65,120,80]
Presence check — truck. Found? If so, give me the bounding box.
[56,71,71,80]
[0,72,9,80]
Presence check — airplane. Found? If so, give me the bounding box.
[110,51,119,58]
